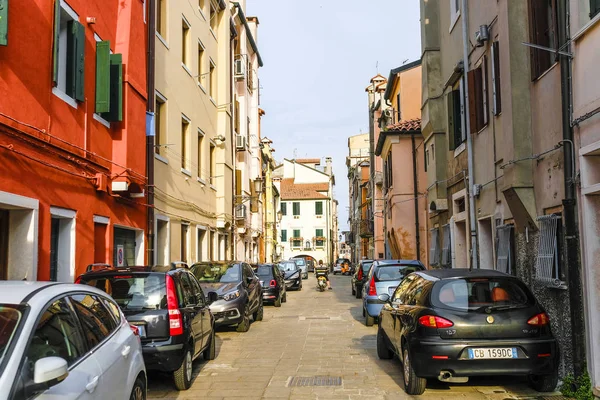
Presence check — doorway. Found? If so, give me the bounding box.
[114,227,136,267]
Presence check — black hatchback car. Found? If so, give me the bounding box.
[351,259,373,298]
[255,264,287,307]
[376,269,558,395]
[76,262,218,391]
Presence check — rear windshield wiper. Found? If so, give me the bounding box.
[477,304,527,313]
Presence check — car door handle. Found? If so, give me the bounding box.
[122,345,131,358]
[86,376,99,393]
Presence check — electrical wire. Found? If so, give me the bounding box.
[499,143,562,170]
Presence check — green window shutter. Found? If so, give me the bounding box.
[103,53,123,122]
[281,202,286,215]
[315,201,323,215]
[293,202,300,216]
[95,41,111,113]
[66,20,84,102]
[293,229,300,238]
[0,0,8,46]
[591,0,600,18]
[316,229,323,237]
[281,230,287,242]
[447,92,455,151]
[52,0,60,84]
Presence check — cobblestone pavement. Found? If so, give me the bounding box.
[147,274,562,399]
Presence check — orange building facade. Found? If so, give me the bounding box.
[0,0,148,282]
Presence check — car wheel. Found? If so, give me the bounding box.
[274,295,282,307]
[362,306,366,317]
[365,313,375,327]
[355,288,361,299]
[528,371,558,392]
[351,285,356,296]
[377,327,393,359]
[173,347,193,390]
[253,300,264,321]
[282,293,287,303]
[402,347,426,395]
[129,376,146,400]
[236,305,251,332]
[203,330,216,360]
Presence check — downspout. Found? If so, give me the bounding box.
[411,132,421,260]
[461,0,479,270]
[230,14,238,262]
[558,0,585,377]
[146,0,156,265]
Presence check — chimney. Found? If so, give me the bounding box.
[325,157,333,176]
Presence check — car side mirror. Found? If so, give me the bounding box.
[34,356,68,385]
[207,291,218,305]
[246,276,253,285]
[378,294,391,303]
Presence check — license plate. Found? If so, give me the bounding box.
[468,348,517,359]
[388,286,397,296]
[260,281,264,286]
[131,324,146,338]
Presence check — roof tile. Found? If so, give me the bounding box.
[280,178,329,200]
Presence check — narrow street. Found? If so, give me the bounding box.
[147,275,554,400]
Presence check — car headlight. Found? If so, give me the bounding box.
[223,290,241,301]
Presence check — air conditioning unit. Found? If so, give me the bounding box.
[235,134,246,150]
[374,171,384,186]
[234,59,245,79]
[235,204,247,219]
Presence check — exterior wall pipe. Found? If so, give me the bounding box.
[461,0,479,270]
[411,133,421,260]
[146,0,156,264]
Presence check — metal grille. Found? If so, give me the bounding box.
[535,215,562,287]
[495,225,513,274]
[429,228,440,266]
[441,224,451,267]
[288,376,342,387]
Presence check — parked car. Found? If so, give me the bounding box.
[279,261,303,291]
[362,259,425,326]
[292,258,309,279]
[352,259,374,298]
[255,264,287,307]
[77,262,217,391]
[333,258,351,274]
[305,258,316,273]
[376,269,559,395]
[191,261,263,333]
[0,281,146,399]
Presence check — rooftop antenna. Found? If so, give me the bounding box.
[402,59,409,65]
[293,148,298,159]
[375,61,379,74]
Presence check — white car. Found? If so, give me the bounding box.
[0,281,146,400]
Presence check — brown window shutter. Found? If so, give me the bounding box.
[492,41,502,115]
[467,70,478,134]
[474,66,484,131]
[235,169,242,196]
[447,92,456,150]
[250,185,258,213]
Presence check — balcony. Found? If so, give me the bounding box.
[359,219,374,238]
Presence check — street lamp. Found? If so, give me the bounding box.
[253,177,263,194]
[277,210,283,222]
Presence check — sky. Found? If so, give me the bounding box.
[247,0,422,232]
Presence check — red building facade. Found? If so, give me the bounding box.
[0,0,148,282]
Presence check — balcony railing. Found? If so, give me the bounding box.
[359,219,374,238]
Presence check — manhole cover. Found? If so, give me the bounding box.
[288,376,342,387]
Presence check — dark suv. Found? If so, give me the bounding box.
[255,264,287,307]
[191,261,263,332]
[76,262,217,391]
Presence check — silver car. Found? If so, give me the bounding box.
[0,281,146,400]
[361,260,425,326]
[292,258,309,279]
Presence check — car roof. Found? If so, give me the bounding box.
[374,259,424,266]
[416,268,512,281]
[0,281,109,305]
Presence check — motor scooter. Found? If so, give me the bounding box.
[315,267,328,292]
[341,262,350,275]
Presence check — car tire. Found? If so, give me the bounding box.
[253,301,264,322]
[274,295,282,307]
[528,371,558,393]
[282,293,287,303]
[355,289,361,299]
[129,376,146,400]
[203,330,216,360]
[362,307,366,317]
[236,305,251,332]
[402,347,426,395]
[365,313,375,327]
[377,327,393,360]
[351,285,356,296]
[173,347,193,391]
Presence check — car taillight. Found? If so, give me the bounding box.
[357,269,363,280]
[527,312,550,326]
[166,275,183,336]
[368,276,377,296]
[130,324,140,336]
[74,276,81,284]
[270,280,277,287]
[418,315,454,328]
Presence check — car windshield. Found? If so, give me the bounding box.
[432,278,533,312]
[0,306,22,367]
[293,259,306,266]
[336,258,349,264]
[375,265,421,281]
[279,262,297,272]
[256,266,273,277]
[361,261,373,271]
[79,273,167,310]
[193,264,241,283]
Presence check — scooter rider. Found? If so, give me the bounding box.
[316,260,332,290]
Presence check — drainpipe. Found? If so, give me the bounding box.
[146,0,156,265]
[411,133,421,261]
[557,0,585,377]
[461,0,479,270]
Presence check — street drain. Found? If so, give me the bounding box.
[287,376,342,387]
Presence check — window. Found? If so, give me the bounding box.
[315,201,323,216]
[188,273,205,305]
[292,202,300,216]
[156,0,167,38]
[197,42,205,87]
[179,273,196,305]
[181,116,190,170]
[429,228,440,266]
[495,224,514,274]
[592,0,600,19]
[385,153,393,189]
[450,0,460,29]
[315,229,324,247]
[181,222,189,262]
[209,143,215,185]
[182,18,190,67]
[199,0,206,14]
[155,93,166,155]
[281,229,287,242]
[209,2,218,33]
[396,93,402,122]
[95,41,123,122]
[535,214,565,287]
[209,60,216,100]
[292,229,302,248]
[491,41,502,115]
[528,0,558,80]
[27,298,85,367]
[197,129,204,178]
[467,58,488,133]
[447,89,463,150]
[70,294,115,348]
[52,1,84,104]
[280,202,287,216]
[441,224,451,268]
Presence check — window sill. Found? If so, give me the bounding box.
[454,142,466,158]
[209,27,217,41]
[52,87,78,109]
[181,168,192,177]
[93,113,111,128]
[154,153,169,164]
[198,82,207,94]
[533,62,559,82]
[449,11,460,33]
[209,184,217,192]
[156,32,169,49]
[182,63,193,77]
[198,8,207,21]
[197,177,207,185]
[572,13,600,42]
[210,97,217,107]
